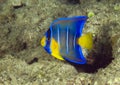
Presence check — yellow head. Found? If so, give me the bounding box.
[40,29,64,60]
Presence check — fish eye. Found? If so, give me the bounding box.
[46,29,51,41]
[46,28,51,41]
[47,37,50,41]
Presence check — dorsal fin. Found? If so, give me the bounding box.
[50,16,88,37]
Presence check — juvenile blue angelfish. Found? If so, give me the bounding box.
[41,16,93,64]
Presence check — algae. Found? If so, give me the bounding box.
[88,11,95,18]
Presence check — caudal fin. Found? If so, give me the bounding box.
[77,33,93,50]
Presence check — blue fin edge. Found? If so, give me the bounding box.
[50,16,88,29]
[63,45,87,64]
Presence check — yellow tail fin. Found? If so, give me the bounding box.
[77,33,93,50]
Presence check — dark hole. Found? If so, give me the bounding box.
[96,0,101,2]
[11,41,28,53]
[0,50,6,58]
[68,23,114,73]
[67,0,80,4]
[20,42,27,50]
[28,57,38,65]
[13,4,25,9]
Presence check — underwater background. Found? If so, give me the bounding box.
[0,0,120,85]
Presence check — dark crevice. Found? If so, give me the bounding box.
[0,50,6,58]
[13,4,25,9]
[14,42,28,52]
[59,0,80,4]
[28,57,38,65]
[20,42,28,50]
[67,0,80,4]
[96,0,101,2]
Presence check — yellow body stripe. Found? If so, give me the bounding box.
[50,38,64,60]
[77,33,93,50]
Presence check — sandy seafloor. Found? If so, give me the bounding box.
[0,0,120,85]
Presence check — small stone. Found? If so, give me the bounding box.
[12,0,22,6]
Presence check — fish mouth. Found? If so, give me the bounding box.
[40,36,46,47]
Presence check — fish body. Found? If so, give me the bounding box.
[41,16,93,64]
